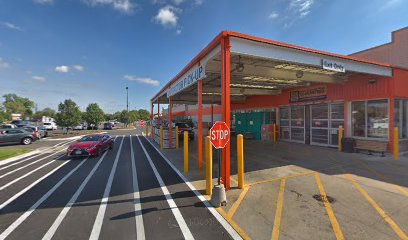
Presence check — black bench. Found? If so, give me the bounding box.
[354,139,388,157]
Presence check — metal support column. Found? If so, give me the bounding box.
[221,36,231,190]
[198,80,203,169]
[169,97,173,148]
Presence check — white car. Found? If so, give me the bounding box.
[43,122,57,130]
[73,124,85,130]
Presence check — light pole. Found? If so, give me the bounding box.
[126,87,129,113]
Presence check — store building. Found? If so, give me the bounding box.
[150,29,408,189]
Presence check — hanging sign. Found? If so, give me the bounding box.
[290,85,327,103]
[322,59,345,72]
[167,64,205,97]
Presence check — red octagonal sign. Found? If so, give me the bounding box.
[210,121,230,149]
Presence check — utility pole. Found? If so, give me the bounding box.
[126,86,129,127]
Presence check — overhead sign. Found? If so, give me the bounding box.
[322,59,345,72]
[290,85,327,103]
[167,64,205,97]
[210,121,230,149]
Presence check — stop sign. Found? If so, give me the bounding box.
[210,121,230,149]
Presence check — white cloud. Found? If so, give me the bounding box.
[268,11,279,19]
[173,0,184,5]
[154,5,180,27]
[124,75,160,86]
[289,0,314,18]
[0,58,10,69]
[176,29,182,34]
[33,0,54,4]
[0,22,23,31]
[82,0,136,14]
[32,76,46,82]
[55,65,69,73]
[73,65,85,71]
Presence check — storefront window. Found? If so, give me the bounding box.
[352,99,389,138]
[352,101,366,137]
[367,100,388,138]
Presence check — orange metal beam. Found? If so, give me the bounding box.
[221,36,231,190]
[169,97,173,148]
[198,80,203,169]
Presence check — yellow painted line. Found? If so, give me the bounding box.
[217,208,252,240]
[231,177,239,184]
[314,173,344,240]
[227,187,250,218]
[358,160,408,197]
[271,177,286,240]
[249,171,315,186]
[344,173,408,239]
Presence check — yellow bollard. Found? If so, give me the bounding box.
[394,127,399,160]
[145,123,149,137]
[184,131,188,173]
[205,136,212,195]
[273,123,277,143]
[160,126,163,150]
[237,134,244,189]
[176,126,179,149]
[338,125,343,152]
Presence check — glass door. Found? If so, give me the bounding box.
[329,103,344,146]
[310,104,329,146]
[290,105,305,143]
[279,107,290,140]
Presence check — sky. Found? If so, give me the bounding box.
[0,0,407,113]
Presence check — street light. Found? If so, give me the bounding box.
[125,87,129,113]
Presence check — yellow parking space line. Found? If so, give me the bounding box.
[344,173,408,239]
[271,177,286,240]
[249,171,315,186]
[217,208,252,240]
[231,177,239,184]
[358,160,408,197]
[227,187,250,218]
[314,173,345,240]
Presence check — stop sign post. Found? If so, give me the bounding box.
[210,122,230,185]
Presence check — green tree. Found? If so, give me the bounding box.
[2,93,35,118]
[128,110,140,124]
[138,109,150,120]
[0,104,9,122]
[119,110,130,126]
[55,99,82,132]
[32,107,56,121]
[85,103,105,130]
[104,113,113,121]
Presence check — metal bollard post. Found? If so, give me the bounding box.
[184,131,188,173]
[338,125,343,152]
[205,136,212,195]
[237,134,244,189]
[273,123,277,143]
[176,126,179,149]
[394,127,399,160]
[160,126,163,150]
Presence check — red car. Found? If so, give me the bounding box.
[139,120,145,127]
[67,134,114,157]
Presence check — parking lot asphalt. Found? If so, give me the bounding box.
[159,132,408,240]
[0,128,240,240]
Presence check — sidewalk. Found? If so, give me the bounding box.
[148,134,408,240]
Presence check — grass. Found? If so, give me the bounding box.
[0,149,32,161]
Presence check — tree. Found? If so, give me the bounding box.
[85,103,105,130]
[138,109,150,120]
[0,104,9,122]
[104,113,113,121]
[119,110,130,126]
[55,99,82,132]
[128,110,140,124]
[32,107,56,121]
[2,93,35,118]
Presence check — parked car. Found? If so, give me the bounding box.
[0,124,17,129]
[43,122,57,130]
[22,126,41,140]
[37,126,49,138]
[175,122,195,140]
[103,122,113,130]
[73,124,86,130]
[11,120,32,128]
[0,128,37,145]
[66,134,114,157]
[139,120,145,127]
